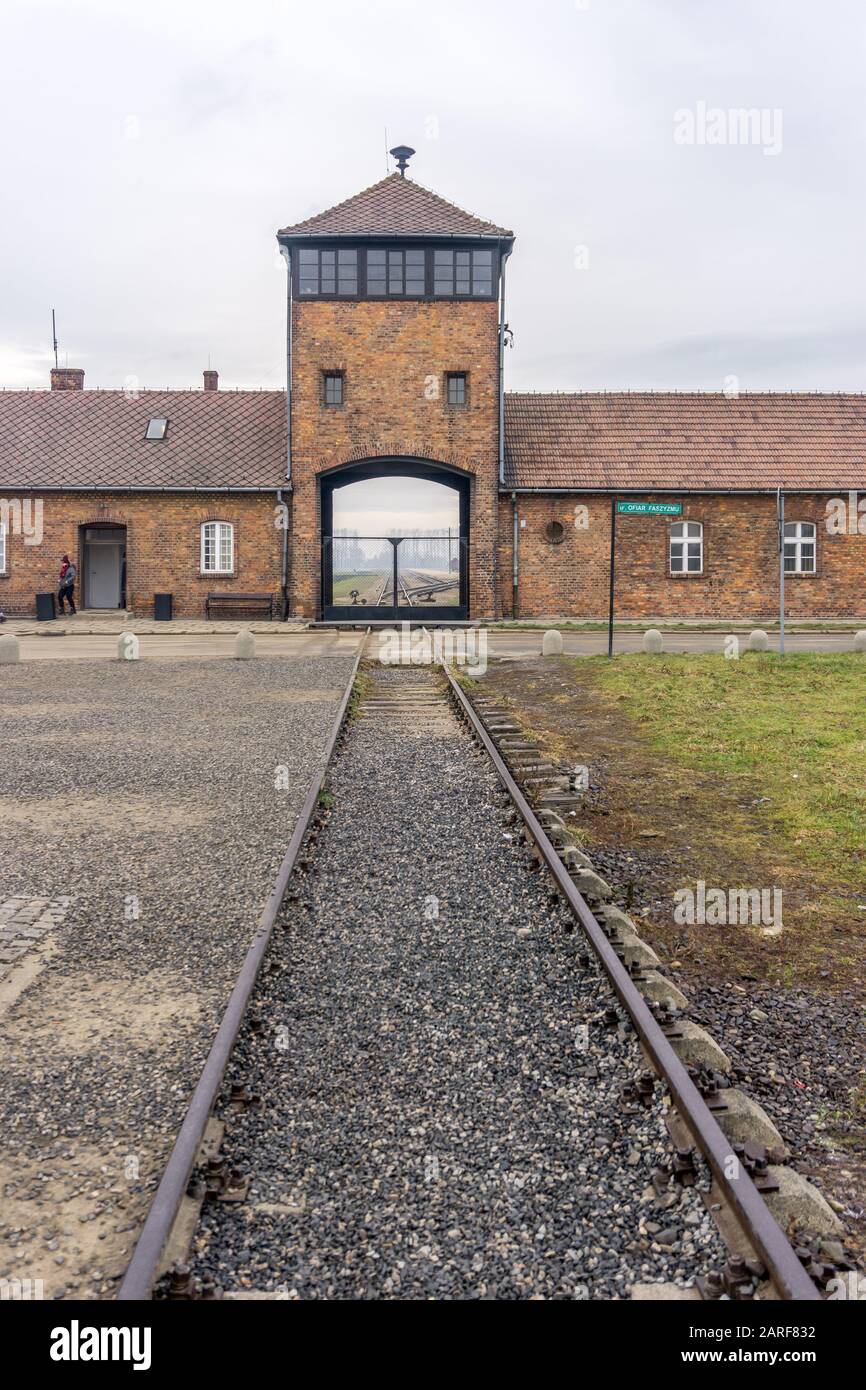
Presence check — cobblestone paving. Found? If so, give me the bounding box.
[0,896,71,976]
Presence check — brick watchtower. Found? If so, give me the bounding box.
[277,150,514,620]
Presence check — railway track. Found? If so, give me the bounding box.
[400,568,459,604]
[346,566,455,609]
[116,655,826,1302]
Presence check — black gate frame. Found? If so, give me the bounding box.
[320,459,470,622]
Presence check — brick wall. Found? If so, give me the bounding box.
[50,368,85,391]
[500,493,866,620]
[289,298,501,618]
[5,487,863,621]
[0,492,282,618]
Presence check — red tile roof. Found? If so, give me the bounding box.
[2,387,864,494]
[504,392,866,491]
[0,389,285,491]
[278,173,513,238]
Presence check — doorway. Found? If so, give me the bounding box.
[320,462,469,622]
[82,525,127,609]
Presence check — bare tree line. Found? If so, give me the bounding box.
[331,528,462,571]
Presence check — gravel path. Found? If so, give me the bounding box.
[0,653,357,1299]
[194,669,726,1300]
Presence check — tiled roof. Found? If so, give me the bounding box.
[278,173,513,238]
[0,390,285,490]
[504,392,866,491]
[3,386,864,494]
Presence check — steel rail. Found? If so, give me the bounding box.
[397,572,414,607]
[376,571,393,607]
[116,631,369,1301]
[402,571,458,600]
[442,666,819,1302]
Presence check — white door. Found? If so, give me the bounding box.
[87,543,122,608]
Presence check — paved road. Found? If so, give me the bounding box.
[482,629,861,658]
[9,631,365,661]
[4,627,860,662]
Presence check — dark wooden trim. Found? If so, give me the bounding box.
[290,239,501,303]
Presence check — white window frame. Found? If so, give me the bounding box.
[200,521,234,575]
[670,520,703,575]
[0,521,6,573]
[783,521,816,575]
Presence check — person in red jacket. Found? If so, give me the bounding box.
[58,555,77,614]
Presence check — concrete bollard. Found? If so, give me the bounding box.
[0,633,21,664]
[117,632,140,661]
[642,628,663,654]
[542,629,563,657]
[234,628,256,659]
[749,629,770,652]
[854,630,866,652]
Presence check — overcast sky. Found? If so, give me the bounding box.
[333,477,460,535]
[3,0,865,395]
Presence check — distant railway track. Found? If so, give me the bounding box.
[337,565,456,609]
[400,568,459,604]
[117,652,823,1302]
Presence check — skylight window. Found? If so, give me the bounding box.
[145,417,168,441]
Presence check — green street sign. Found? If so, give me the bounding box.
[616,500,683,516]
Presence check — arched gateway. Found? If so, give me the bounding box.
[277,158,513,623]
[320,458,469,621]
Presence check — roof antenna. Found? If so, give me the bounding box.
[51,308,58,368]
[389,144,415,177]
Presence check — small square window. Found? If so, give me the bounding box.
[145,417,168,440]
[447,373,467,407]
[323,372,343,406]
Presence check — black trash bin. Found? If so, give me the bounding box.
[35,592,56,621]
[154,593,173,621]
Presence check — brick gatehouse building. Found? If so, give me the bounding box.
[2,153,865,622]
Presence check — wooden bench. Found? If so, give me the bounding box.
[205,592,274,620]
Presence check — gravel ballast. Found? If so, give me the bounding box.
[0,653,357,1299]
[194,669,727,1300]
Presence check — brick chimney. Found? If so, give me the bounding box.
[203,369,219,392]
[50,367,85,391]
